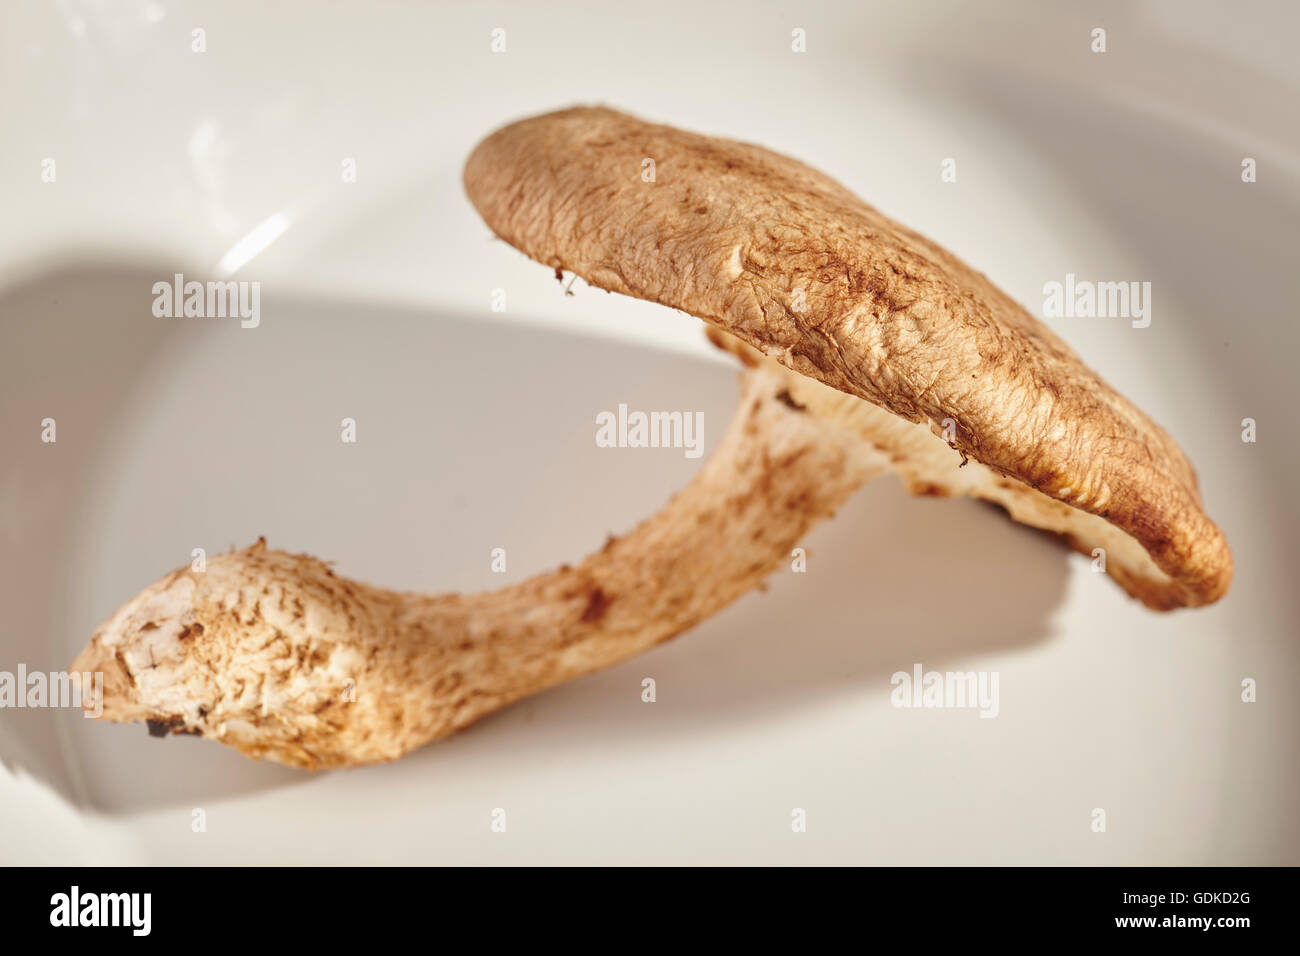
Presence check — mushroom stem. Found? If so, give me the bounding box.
[72,364,885,769]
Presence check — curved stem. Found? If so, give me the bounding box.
[74,366,884,768]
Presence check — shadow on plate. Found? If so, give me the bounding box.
[0,260,1071,814]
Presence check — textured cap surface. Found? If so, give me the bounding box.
[464,106,1231,608]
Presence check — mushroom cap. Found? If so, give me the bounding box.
[464,106,1231,609]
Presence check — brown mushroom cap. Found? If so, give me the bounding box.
[464,105,1232,610]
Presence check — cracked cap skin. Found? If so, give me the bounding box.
[464,105,1231,609]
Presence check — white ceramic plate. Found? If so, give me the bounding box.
[2,0,1297,864]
